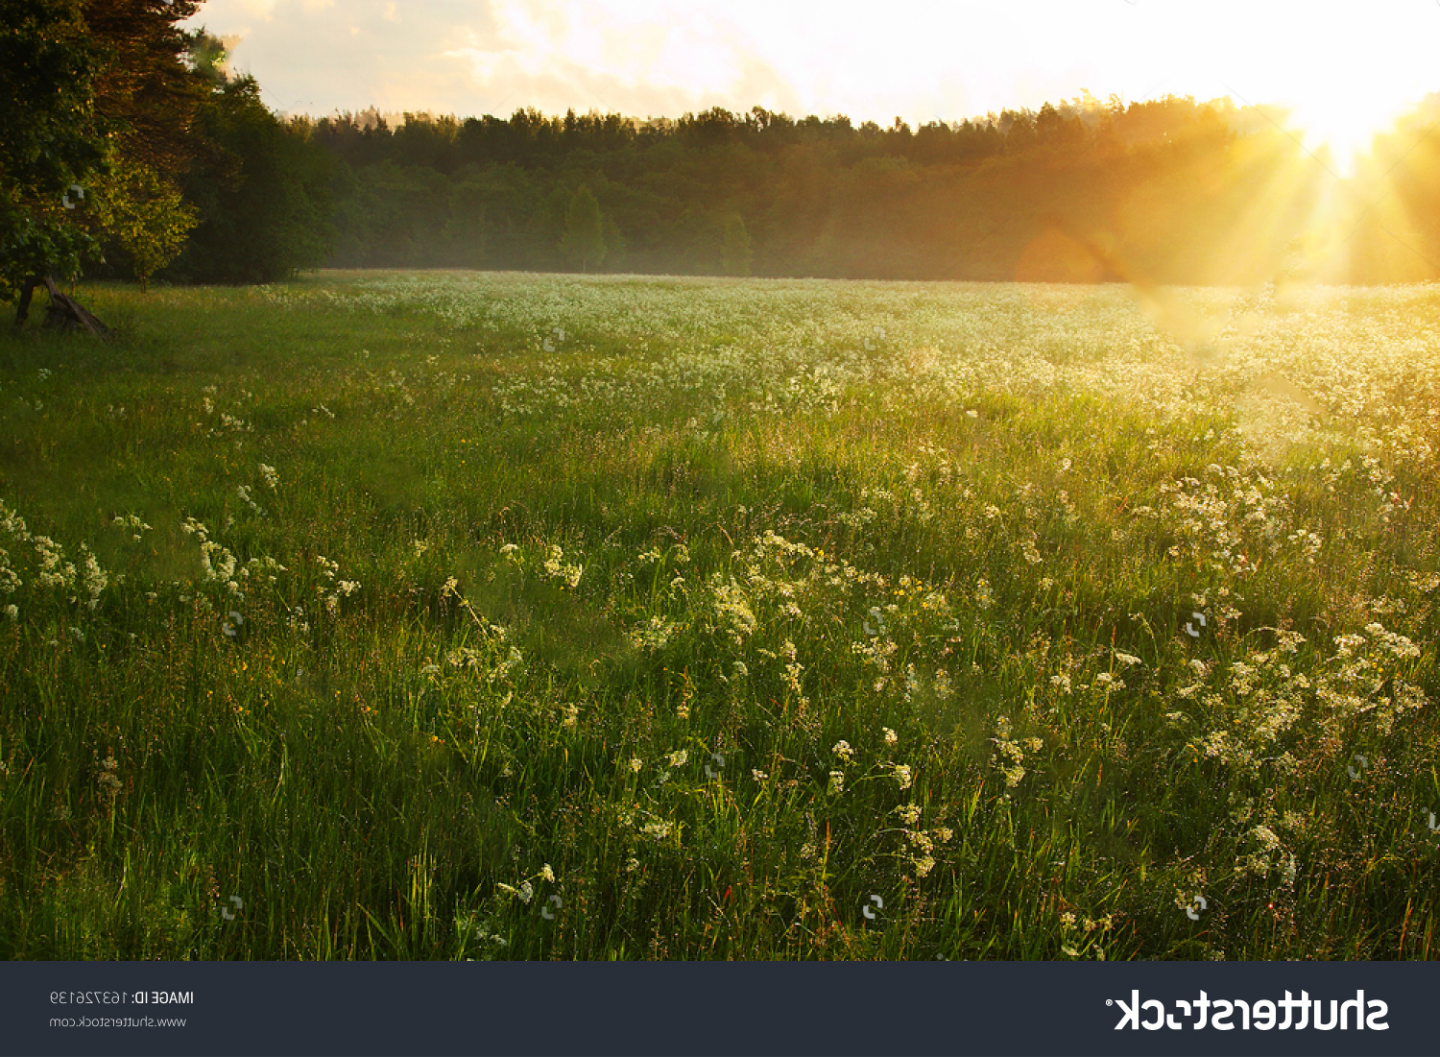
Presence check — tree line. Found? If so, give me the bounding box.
[312,96,1440,285]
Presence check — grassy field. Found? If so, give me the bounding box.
[1,271,1438,960]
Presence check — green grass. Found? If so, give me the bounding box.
[1,270,1438,960]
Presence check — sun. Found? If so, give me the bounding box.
[1281,82,1420,178]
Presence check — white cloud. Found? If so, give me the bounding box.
[186,1,1440,126]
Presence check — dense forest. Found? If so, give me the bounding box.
[184,87,1440,286]
[13,7,1436,289]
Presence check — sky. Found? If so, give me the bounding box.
[186,0,1440,139]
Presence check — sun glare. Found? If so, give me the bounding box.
[1283,84,1418,178]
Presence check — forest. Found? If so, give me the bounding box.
[7,3,1440,296]
[170,86,1440,286]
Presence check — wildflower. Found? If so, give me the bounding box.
[751,768,768,782]
[896,803,922,826]
[96,755,121,797]
[883,727,898,746]
[828,770,845,794]
[893,764,913,791]
[541,864,555,883]
[258,463,279,490]
[641,820,673,840]
[3,604,16,621]
[561,703,579,729]
[629,757,643,773]
[667,749,689,768]
[831,740,854,763]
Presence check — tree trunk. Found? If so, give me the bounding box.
[12,277,41,327]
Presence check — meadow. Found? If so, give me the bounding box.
[1,270,1437,960]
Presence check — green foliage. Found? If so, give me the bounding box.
[89,156,197,291]
[720,213,752,276]
[558,186,606,272]
[307,97,1440,284]
[0,0,105,300]
[0,0,210,305]
[165,76,333,284]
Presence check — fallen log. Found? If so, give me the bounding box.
[41,277,109,337]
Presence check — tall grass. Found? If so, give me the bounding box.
[1,272,1436,960]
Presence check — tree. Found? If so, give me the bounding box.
[89,155,197,290]
[2,0,211,320]
[558,185,606,272]
[166,70,334,284]
[85,0,208,176]
[0,0,106,321]
[85,1,211,289]
[720,212,752,276]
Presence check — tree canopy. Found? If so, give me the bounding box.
[307,95,1440,284]
[0,0,106,305]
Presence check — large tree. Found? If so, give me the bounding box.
[0,0,106,321]
[2,0,209,322]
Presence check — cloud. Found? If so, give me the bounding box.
[186,1,1440,125]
